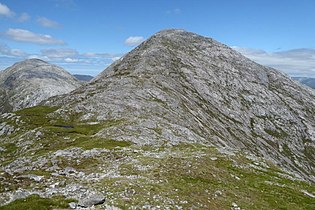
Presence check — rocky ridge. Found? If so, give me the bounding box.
[0,30,315,209]
[0,59,81,113]
[47,29,315,182]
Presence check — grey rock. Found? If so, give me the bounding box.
[78,193,105,208]
[69,202,78,209]
[11,189,31,201]
[0,59,81,113]
[231,202,241,210]
[19,174,44,182]
[46,29,315,182]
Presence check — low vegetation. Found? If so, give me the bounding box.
[0,105,314,209]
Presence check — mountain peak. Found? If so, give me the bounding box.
[12,58,49,67]
[0,59,81,112]
[48,30,315,183]
[1,30,315,208]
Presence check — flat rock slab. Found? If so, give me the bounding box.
[78,193,105,208]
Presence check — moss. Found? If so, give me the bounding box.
[264,128,288,138]
[151,127,162,135]
[0,195,76,210]
[21,170,50,177]
[15,106,60,127]
[72,137,132,150]
[1,143,18,154]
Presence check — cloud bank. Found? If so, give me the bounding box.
[233,47,315,78]
[4,28,65,45]
[124,36,145,46]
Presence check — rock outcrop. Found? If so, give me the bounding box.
[0,59,81,113]
[45,29,315,182]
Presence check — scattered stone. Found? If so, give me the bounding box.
[105,205,122,210]
[11,189,31,201]
[301,190,315,198]
[28,174,44,182]
[78,193,105,208]
[231,202,241,210]
[214,190,223,198]
[69,202,77,209]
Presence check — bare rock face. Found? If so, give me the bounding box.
[0,59,81,113]
[46,29,315,182]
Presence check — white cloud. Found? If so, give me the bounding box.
[37,17,62,28]
[83,52,124,59]
[4,28,65,45]
[124,36,145,46]
[233,47,315,77]
[0,3,14,17]
[111,56,121,61]
[41,48,78,58]
[17,12,30,22]
[64,57,79,62]
[166,8,181,15]
[0,43,26,57]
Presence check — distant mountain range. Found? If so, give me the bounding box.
[292,77,315,89]
[73,74,94,82]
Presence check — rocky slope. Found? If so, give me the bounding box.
[0,30,315,209]
[47,29,315,182]
[0,59,81,113]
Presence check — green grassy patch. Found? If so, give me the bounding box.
[0,195,76,210]
[95,145,315,210]
[72,137,132,150]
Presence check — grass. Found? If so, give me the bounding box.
[264,128,289,138]
[0,195,76,210]
[1,105,315,209]
[70,137,132,150]
[95,145,315,209]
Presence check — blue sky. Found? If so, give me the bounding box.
[0,0,315,77]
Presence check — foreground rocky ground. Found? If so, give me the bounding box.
[0,106,314,209]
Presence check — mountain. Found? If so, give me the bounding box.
[292,77,315,89]
[73,74,94,82]
[1,30,315,209]
[0,59,81,113]
[48,29,315,180]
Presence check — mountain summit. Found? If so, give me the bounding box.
[0,59,81,113]
[1,30,315,208]
[48,29,315,181]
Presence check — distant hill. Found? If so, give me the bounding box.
[292,77,315,89]
[73,74,94,82]
[0,59,81,113]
